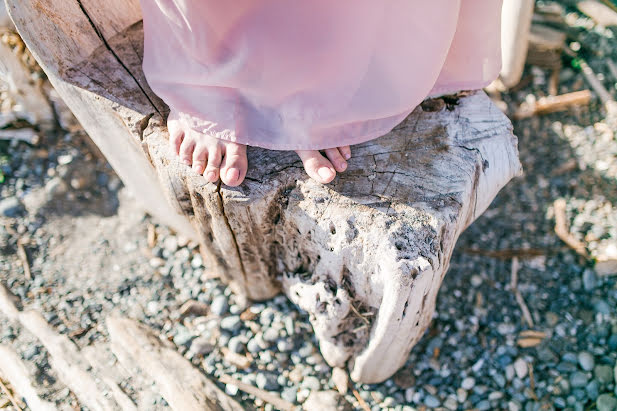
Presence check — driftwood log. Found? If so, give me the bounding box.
[7,0,522,383]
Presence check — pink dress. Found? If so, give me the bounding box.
[141,0,502,151]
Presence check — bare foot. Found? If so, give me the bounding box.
[295,146,351,184]
[168,119,247,187]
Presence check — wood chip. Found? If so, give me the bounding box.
[147,224,156,248]
[220,347,251,369]
[553,198,589,258]
[352,388,371,411]
[219,374,294,411]
[0,345,55,411]
[0,377,24,410]
[514,90,592,119]
[510,257,535,328]
[107,317,243,411]
[517,337,544,348]
[178,300,209,319]
[16,239,31,280]
[519,330,547,339]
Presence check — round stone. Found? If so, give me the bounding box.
[424,395,440,408]
[220,315,242,333]
[577,352,595,371]
[461,377,475,390]
[513,358,528,379]
[597,394,617,411]
[594,365,614,384]
[569,372,589,388]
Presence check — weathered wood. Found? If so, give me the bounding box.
[9,1,522,383]
[107,316,244,411]
[0,283,122,411]
[6,0,196,240]
[578,0,617,27]
[0,345,55,411]
[0,34,53,125]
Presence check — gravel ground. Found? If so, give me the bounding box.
[2,1,617,410]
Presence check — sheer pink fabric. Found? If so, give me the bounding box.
[141,0,502,150]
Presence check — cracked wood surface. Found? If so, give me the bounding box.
[9,0,522,382]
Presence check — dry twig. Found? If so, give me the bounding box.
[514,90,592,119]
[463,247,547,259]
[16,239,31,280]
[219,374,294,411]
[352,388,371,411]
[0,378,23,410]
[510,257,534,328]
[553,198,588,258]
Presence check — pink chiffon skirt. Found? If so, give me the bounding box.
[141,0,502,150]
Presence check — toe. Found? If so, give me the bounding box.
[338,145,351,161]
[192,144,208,174]
[204,145,223,183]
[168,120,184,155]
[179,133,195,166]
[296,150,336,184]
[325,148,347,172]
[220,142,247,187]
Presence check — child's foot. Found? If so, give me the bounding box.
[168,120,247,187]
[295,146,351,184]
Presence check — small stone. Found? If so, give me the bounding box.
[582,269,597,291]
[173,328,194,347]
[44,177,68,199]
[302,391,346,411]
[0,197,24,217]
[444,396,458,410]
[470,275,483,287]
[595,300,611,315]
[507,400,521,411]
[332,367,348,395]
[277,339,294,352]
[597,394,617,411]
[476,400,491,411]
[302,376,321,391]
[263,327,279,343]
[569,371,589,388]
[22,345,39,360]
[225,383,239,396]
[220,315,242,333]
[424,395,440,408]
[255,373,279,391]
[513,358,528,379]
[393,368,415,389]
[456,388,468,403]
[608,334,617,351]
[577,352,595,371]
[228,336,245,353]
[211,296,229,316]
[585,380,599,400]
[189,337,214,356]
[282,387,297,403]
[595,365,614,384]
[461,377,476,390]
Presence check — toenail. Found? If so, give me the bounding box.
[226,168,240,182]
[183,159,191,166]
[339,162,347,170]
[318,167,334,180]
[206,171,217,181]
[344,153,351,160]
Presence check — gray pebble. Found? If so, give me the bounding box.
[585,380,599,400]
[461,377,475,390]
[597,394,617,411]
[228,336,245,354]
[220,315,242,333]
[0,197,24,217]
[595,300,611,315]
[22,345,39,360]
[476,400,491,411]
[302,376,321,391]
[577,351,595,371]
[424,395,440,408]
[281,387,297,403]
[582,269,597,291]
[255,373,279,391]
[189,337,214,356]
[211,295,229,316]
[173,328,194,346]
[263,327,279,343]
[594,365,614,384]
[569,372,589,388]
